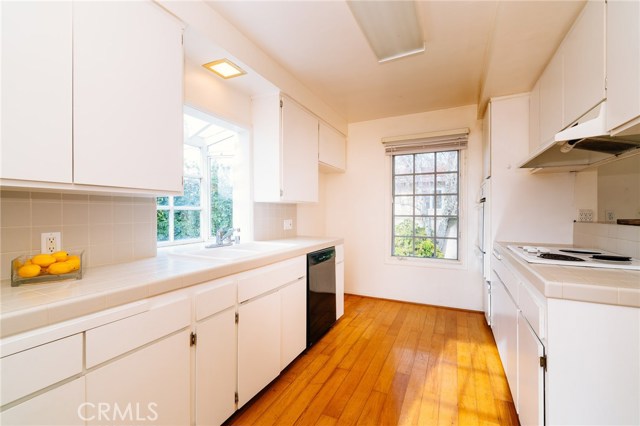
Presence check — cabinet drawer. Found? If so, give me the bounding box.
[238,256,306,303]
[86,293,190,368]
[492,257,519,304]
[195,279,236,321]
[0,333,82,405]
[519,282,546,339]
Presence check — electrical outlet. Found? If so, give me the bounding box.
[41,232,61,254]
[578,209,594,222]
[283,219,293,230]
[605,210,616,223]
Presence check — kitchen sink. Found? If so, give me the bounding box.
[168,241,296,262]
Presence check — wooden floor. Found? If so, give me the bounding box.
[225,295,518,426]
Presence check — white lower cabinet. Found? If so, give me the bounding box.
[85,330,191,426]
[238,290,282,408]
[491,274,519,405]
[280,278,307,370]
[0,377,85,426]
[195,307,237,426]
[336,244,345,319]
[517,313,545,426]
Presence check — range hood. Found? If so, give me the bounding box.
[520,102,640,173]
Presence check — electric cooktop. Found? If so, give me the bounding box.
[507,245,640,271]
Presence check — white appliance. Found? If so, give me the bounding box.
[508,245,640,271]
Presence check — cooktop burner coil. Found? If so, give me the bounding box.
[538,253,585,262]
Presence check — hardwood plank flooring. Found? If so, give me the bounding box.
[225,295,518,426]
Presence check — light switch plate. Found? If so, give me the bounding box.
[578,209,594,222]
[283,219,293,230]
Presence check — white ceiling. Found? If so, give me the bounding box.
[202,0,585,123]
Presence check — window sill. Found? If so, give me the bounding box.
[385,255,466,270]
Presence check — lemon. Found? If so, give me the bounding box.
[48,262,72,275]
[32,254,56,268]
[18,264,41,278]
[51,251,68,262]
[66,255,81,271]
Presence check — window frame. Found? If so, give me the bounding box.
[385,148,467,269]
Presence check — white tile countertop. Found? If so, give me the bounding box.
[495,242,640,307]
[0,237,342,338]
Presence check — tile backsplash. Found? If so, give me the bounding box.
[1,190,157,279]
[574,222,640,258]
[253,202,297,241]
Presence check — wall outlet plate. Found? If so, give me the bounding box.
[283,219,293,230]
[605,210,616,223]
[41,232,61,254]
[578,209,594,222]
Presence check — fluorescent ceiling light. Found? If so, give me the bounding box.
[202,59,246,79]
[347,0,425,63]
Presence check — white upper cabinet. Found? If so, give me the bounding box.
[1,1,73,183]
[606,0,640,134]
[562,0,606,127]
[528,80,541,154]
[0,1,184,194]
[253,94,319,203]
[319,121,346,172]
[73,1,184,192]
[538,52,564,147]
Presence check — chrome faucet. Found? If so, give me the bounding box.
[216,228,234,245]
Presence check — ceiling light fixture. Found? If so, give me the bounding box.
[202,59,246,79]
[347,0,425,63]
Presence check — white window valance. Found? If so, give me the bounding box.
[381,127,469,155]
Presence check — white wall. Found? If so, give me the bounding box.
[598,155,640,222]
[321,105,484,311]
[297,173,327,237]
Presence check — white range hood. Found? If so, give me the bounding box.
[520,102,640,173]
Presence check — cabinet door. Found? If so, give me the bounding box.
[73,1,183,192]
[0,377,85,426]
[0,1,72,183]
[482,105,492,178]
[319,122,346,172]
[491,275,518,407]
[196,307,237,426]
[518,313,545,426]
[606,0,640,132]
[538,53,564,146]
[562,0,605,126]
[237,291,281,407]
[529,81,541,154]
[85,330,190,426]
[280,278,307,370]
[281,97,319,202]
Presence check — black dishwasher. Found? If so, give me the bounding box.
[307,247,336,348]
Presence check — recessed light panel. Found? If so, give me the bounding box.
[202,59,246,79]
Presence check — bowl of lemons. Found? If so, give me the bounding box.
[11,250,83,287]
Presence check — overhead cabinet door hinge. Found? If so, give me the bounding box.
[235,312,239,324]
[539,355,547,370]
[280,100,283,108]
[235,392,239,404]
[190,332,197,347]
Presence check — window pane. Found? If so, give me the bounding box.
[436,217,458,238]
[436,195,458,215]
[415,195,434,216]
[414,238,439,258]
[415,174,434,195]
[437,238,457,260]
[184,145,201,176]
[394,196,413,215]
[394,217,413,236]
[436,151,458,172]
[156,196,169,206]
[175,178,201,207]
[157,210,169,242]
[394,155,413,174]
[415,153,435,173]
[436,173,457,194]
[174,210,201,240]
[210,157,233,235]
[393,237,413,256]
[394,176,413,195]
[415,217,434,237]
